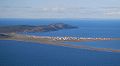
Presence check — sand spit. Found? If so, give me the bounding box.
[0,33,120,53]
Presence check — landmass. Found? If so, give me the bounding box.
[0,23,77,33]
[0,33,11,38]
[0,23,120,53]
[0,33,120,53]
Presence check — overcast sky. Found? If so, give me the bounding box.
[0,0,120,18]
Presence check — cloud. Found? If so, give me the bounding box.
[40,7,66,13]
[104,11,120,16]
[101,7,120,16]
[0,6,120,18]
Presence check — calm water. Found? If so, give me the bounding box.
[0,19,120,66]
[0,40,120,66]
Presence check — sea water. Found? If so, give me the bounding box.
[0,18,120,66]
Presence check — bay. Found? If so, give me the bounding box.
[0,18,120,66]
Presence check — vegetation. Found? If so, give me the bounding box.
[0,23,77,33]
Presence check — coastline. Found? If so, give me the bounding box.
[1,34,120,53]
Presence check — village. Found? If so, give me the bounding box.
[27,35,112,41]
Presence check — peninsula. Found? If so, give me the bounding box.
[0,33,120,53]
[0,23,120,53]
[0,23,77,33]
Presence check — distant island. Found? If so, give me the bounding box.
[0,23,78,33]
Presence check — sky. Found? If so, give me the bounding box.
[0,0,120,19]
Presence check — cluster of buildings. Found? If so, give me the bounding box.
[27,35,112,41]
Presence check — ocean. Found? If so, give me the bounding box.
[0,18,120,66]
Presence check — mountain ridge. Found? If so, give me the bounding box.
[0,23,78,33]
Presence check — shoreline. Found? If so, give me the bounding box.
[0,34,120,53]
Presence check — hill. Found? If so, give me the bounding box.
[0,23,78,33]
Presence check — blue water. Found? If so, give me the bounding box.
[0,18,120,66]
[64,40,120,50]
[0,40,120,66]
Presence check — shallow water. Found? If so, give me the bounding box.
[64,40,120,50]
